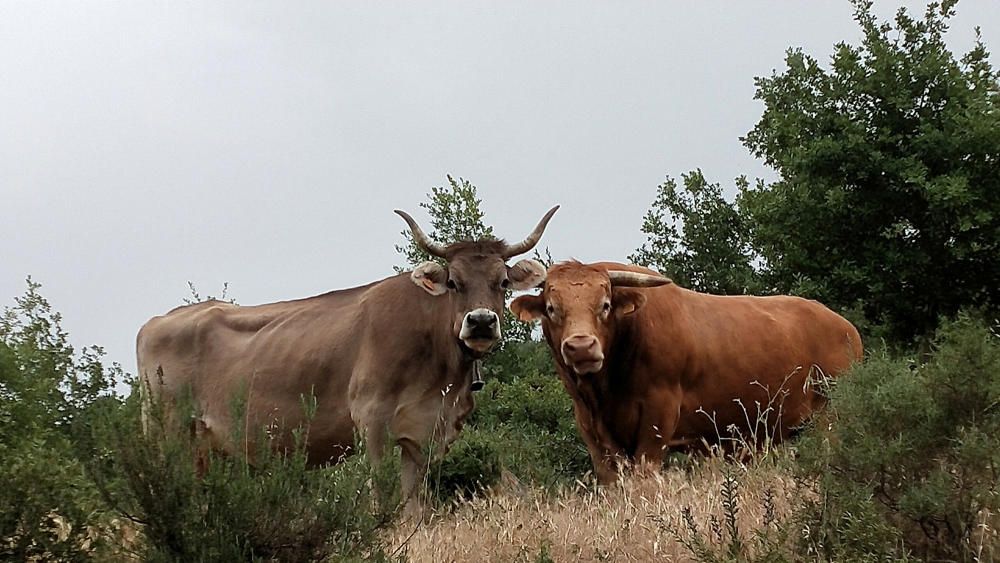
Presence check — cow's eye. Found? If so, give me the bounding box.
[602,301,612,313]
[546,304,555,316]
[500,278,510,290]
[446,279,458,291]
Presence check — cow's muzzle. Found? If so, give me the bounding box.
[460,308,501,352]
[561,334,604,374]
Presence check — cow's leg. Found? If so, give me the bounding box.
[361,421,391,466]
[590,448,621,485]
[634,398,680,477]
[568,401,621,484]
[364,404,433,520]
[191,418,211,477]
[353,410,403,519]
[397,437,428,521]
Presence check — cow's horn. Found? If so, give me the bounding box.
[395,210,448,258]
[502,205,560,258]
[607,270,673,288]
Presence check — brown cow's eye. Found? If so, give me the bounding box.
[602,301,612,313]
[546,304,555,316]
[500,278,510,290]
[446,279,458,291]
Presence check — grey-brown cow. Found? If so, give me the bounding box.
[137,206,557,514]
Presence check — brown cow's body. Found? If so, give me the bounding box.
[512,261,862,483]
[138,207,556,514]
[138,275,475,469]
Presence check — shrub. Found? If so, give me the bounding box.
[0,423,103,561]
[426,352,590,503]
[88,384,401,562]
[797,314,1000,561]
[472,368,589,488]
[0,280,121,560]
[428,428,503,502]
[655,467,792,563]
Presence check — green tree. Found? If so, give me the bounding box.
[631,170,763,295]
[0,278,119,433]
[0,278,123,559]
[741,0,1000,342]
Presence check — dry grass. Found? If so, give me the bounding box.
[390,458,805,562]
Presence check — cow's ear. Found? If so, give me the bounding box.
[411,261,449,296]
[508,259,547,291]
[612,288,647,317]
[510,294,545,322]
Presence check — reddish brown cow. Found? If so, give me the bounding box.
[511,261,862,483]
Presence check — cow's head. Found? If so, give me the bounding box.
[510,262,671,375]
[395,206,557,356]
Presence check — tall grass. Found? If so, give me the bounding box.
[393,455,803,562]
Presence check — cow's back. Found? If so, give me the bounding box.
[137,290,370,463]
[642,286,861,445]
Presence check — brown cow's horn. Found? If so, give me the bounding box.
[607,270,673,288]
[502,205,560,258]
[395,209,448,258]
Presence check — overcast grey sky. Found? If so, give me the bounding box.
[3,1,999,376]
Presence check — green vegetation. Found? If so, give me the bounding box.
[658,468,791,563]
[797,315,1000,561]
[1,280,401,561]
[3,1,1000,559]
[0,278,121,561]
[632,170,762,296]
[90,387,400,562]
[634,0,1000,344]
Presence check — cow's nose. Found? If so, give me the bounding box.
[466,310,498,329]
[460,309,501,344]
[562,334,601,362]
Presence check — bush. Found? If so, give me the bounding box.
[88,385,401,562]
[426,346,590,503]
[475,371,590,486]
[0,280,121,560]
[655,467,792,563]
[428,429,503,502]
[797,314,1000,561]
[0,425,103,560]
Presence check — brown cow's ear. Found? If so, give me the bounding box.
[612,288,647,317]
[411,261,448,296]
[510,294,546,322]
[507,259,547,291]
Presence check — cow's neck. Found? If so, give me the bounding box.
[571,315,652,456]
[604,315,645,391]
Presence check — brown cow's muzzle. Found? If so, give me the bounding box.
[460,308,501,354]
[561,334,604,374]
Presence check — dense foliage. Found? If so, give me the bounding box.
[0,280,403,561]
[635,0,1000,344]
[631,170,762,295]
[742,0,1000,343]
[797,315,1000,561]
[0,279,120,560]
[90,388,400,562]
[394,175,495,269]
